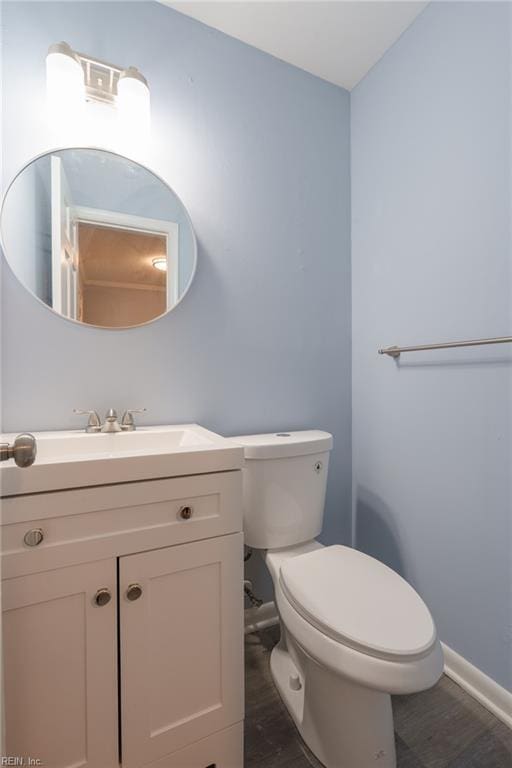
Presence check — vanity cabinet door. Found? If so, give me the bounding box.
[2,559,118,768]
[119,533,244,768]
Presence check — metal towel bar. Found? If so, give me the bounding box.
[378,336,512,358]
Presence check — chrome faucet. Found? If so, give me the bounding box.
[101,408,122,433]
[74,408,146,433]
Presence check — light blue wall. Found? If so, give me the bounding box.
[1,159,52,303]
[351,2,512,690]
[0,2,352,595]
[6,0,508,690]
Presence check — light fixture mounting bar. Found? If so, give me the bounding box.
[75,51,124,105]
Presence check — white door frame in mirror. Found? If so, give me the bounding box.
[51,155,80,320]
[0,146,198,331]
[73,207,179,307]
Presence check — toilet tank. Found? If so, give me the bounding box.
[232,431,333,550]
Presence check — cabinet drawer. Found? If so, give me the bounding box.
[1,472,242,578]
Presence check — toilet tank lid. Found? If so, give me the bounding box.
[231,430,333,459]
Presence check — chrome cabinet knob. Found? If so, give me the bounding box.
[126,583,142,601]
[0,434,37,467]
[179,505,193,520]
[94,588,112,607]
[23,528,44,547]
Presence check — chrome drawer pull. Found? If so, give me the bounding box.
[23,528,44,547]
[179,505,193,520]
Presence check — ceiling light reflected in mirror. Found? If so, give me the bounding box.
[152,258,168,272]
[0,148,198,329]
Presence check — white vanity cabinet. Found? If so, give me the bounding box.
[1,468,244,768]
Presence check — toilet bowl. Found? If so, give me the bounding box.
[234,430,444,768]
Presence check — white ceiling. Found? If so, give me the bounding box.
[165,1,428,90]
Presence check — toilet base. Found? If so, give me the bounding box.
[270,634,397,768]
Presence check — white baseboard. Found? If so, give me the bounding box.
[244,601,279,634]
[442,643,512,730]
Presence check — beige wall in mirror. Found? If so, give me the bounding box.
[79,225,167,327]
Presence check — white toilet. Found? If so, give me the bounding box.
[234,430,444,768]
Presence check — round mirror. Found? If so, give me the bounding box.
[0,148,197,329]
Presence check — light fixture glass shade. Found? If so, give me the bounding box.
[117,67,151,140]
[46,42,85,119]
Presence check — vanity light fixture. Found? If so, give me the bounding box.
[46,42,150,133]
[117,67,151,137]
[46,42,85,118]
[152,258,168,272]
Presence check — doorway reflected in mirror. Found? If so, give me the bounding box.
[0,148,197,329]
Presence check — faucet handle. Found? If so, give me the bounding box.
[121,408,147,431]
[73,409,101,433]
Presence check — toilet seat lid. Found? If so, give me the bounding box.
[279,545,436,661]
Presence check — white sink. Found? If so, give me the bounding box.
[0,424,243,496]
[35,425,215,462]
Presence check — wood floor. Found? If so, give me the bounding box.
[244,626,512,768]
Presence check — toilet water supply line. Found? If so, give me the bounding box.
[243,547,264,608]
[244,580,264,608]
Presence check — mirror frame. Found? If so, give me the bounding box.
[0,146,198,330]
